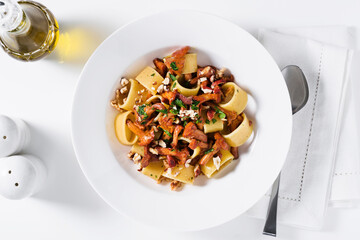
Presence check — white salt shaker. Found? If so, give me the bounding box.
[0,115,30,158]
[0,155,47,200]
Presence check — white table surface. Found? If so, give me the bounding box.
[1,0,359,239]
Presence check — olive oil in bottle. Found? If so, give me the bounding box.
[0,0,59,61]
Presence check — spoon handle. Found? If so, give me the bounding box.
[263,173,281,237]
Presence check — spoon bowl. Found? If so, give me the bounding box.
[282,65,309,114]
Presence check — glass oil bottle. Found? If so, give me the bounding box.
[0,0,59,61]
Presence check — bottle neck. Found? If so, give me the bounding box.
[0,0,25,32]
[8,10,30,35]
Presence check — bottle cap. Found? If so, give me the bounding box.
[0,0,23,32]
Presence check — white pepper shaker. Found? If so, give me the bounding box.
[0,155,47,200]
[0,115,30,157]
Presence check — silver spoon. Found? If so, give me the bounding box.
[263,65,309,237]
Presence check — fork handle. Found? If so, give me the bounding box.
[263,173,281,237]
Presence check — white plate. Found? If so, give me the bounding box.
[72,10,292,231]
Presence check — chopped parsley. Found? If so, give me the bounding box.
[204,148,214,154]
[183,121,188,127]
[212,119,217,124]
[215,107,226,119]
[170,74,177,82]
[156,109,168,114]
[170,62,178,71]
[137,104,148,120]
[151,73,155,76]
[205,119,210,124]
[191,100,200,110]
[174,98,186,108]
[171,149,175,152]
[170,108,179,115]
[196,119,202,124]
[160,128,172,137]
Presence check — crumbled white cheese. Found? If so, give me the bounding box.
[200,77,207,82]
[151,86,156,91]
[173,171,180,177]
[163,78,170,85]
[158,140,166,148]
[137,163,143,171]
[157,84,164,94]
[213,156,221,170]
[164,85,170,91]
[210,75,215,82]
[120,78,129,86]
[127,152,135,159]
[216,68,226,78]
[201,87,213,94]
[178,109,198,120]
[133,153,142,164]
[140,89,145,93]
[149,148,159,155]
[185,159,192,168]
[120,86,128,94]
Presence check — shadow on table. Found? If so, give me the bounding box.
[23,122,106,213]
[45,19,110,67]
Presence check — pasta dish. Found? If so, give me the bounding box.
[110,46,253,191]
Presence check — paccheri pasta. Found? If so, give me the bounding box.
[110,46,253,191]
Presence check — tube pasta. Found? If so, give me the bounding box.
[145,95,164,122]
[162,164,195,184]
[204,115,224,133]
[201,149,234,178]
[141,161,165,181]
[119,79,146,111]
[219,82,248,114]
[179,137,201,159]
[136,66,164,95]
[221,113,253,147]
[172,80,200,97]
[115,111,138,145]
[131,143,145,157]
[182,53,198,74]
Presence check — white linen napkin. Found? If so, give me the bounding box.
[245,27,359,229]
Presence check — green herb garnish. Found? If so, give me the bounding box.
[151,73,155,76]
[162,128,172,137]
[205,119,210,124]
[196,119,202,124]
[174,98,186,108]
[183,121,188,127]
[170,62,178,71]
[215,107,226,119]
[204,148,214,154]
[191,100,200,110]
[171,149,175,152]
[212,119,217,124]
[170,74,177,82]
[170,108,179,115]
[137,104,148,120]
[156,109,168,114]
